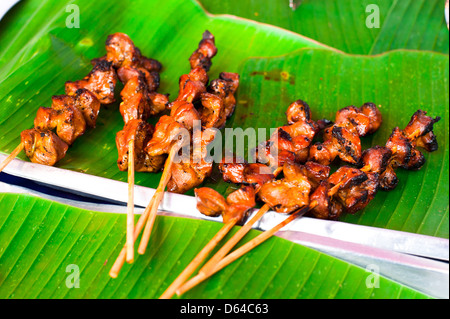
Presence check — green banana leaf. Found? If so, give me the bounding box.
[0,192,431,299]
[0,0,448,300]
[199,0,450,55]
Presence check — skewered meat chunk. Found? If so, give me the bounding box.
[145,115,187,157]
[169,101,201,131]
[309,103,382,166]
[359,145,392,174]
[116,119,165,173]
[34,95,87,145]
[20,129,68,166]
[203,72,240,128]
[310,166,368,220]
[105,33,162,73]
[218,156,247,184]
[386,127,426,171]
[189,30,218,71]
[254,100,328,168]
[195,185,256,225]
[70,89,101,128]
[119,72,168,122]
[65,59,117,104]
[258,161,328,214]
[166,128,217,194]
[176,67,209,103]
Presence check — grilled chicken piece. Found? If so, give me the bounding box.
[169,100,201,131]
[258,161,328,214]
[65,59,117,104]
[104,32,162,73]
[175,67,209,103]
[70,89,101,128]
[218,156,247,184]
[202,72,240,128]
[21,129,68,165]
[254,100,328,168]
[119,72,168,122]
[310,166,368,220]
[166,128,217,193]
[116,119,165,173]
[195,185,256,225]
[309,103,382,166]
[145,115,187,157]
[335,103,382,136]
[189,30,218,71]
[386,127,426,171]
[34,95,87,145]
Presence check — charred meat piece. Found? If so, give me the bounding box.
[169,100,201,131]
[116,119,165,173]
[176,67,208,103]
[105,32,162,73]
[166,128,217,194]
[145,115,187,157]
[403,109,440,141]
[34,95,87,145]
[218,156,247,184]
[21,129,68,166]
[195,186,256,225]
[258,161,320,214]
[309,125,361,165]
[386,127,425,171]
[359,145,392,174]
[310,166,368,220]
[65,59,117,104]
[189,30,217,71]
[309,103,381,166]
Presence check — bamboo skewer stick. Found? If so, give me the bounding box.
[0,143,24,173]
[176,202,317,296]
[198,203,270,277]
[159,167,283,298]
[159,218,237,299]
[137,138,185,255]
[126,139,135,263]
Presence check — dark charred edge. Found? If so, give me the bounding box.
[332,126,359,162]
[92,59,113,72]
[278,128,293,142]
[403,150,426,171]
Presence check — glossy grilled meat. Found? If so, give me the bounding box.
[20,129,68,166]
[34,95,87,145]
[195,185,256,225]
[310,166,371,220]
[254,100,326,168]
[116,119,165,172]
[145,115,187,157]
[200,72,240,129]
[169,101,201,131]
[309,103,382,166]
[258,161,329,214]
[119,71,168,122]
[189,30,218,71]
[65,59,117,105]
[166,128,217,194]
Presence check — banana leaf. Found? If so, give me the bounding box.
[0,0,448,300]
[199,0,450,55]
[0,192,431,299]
